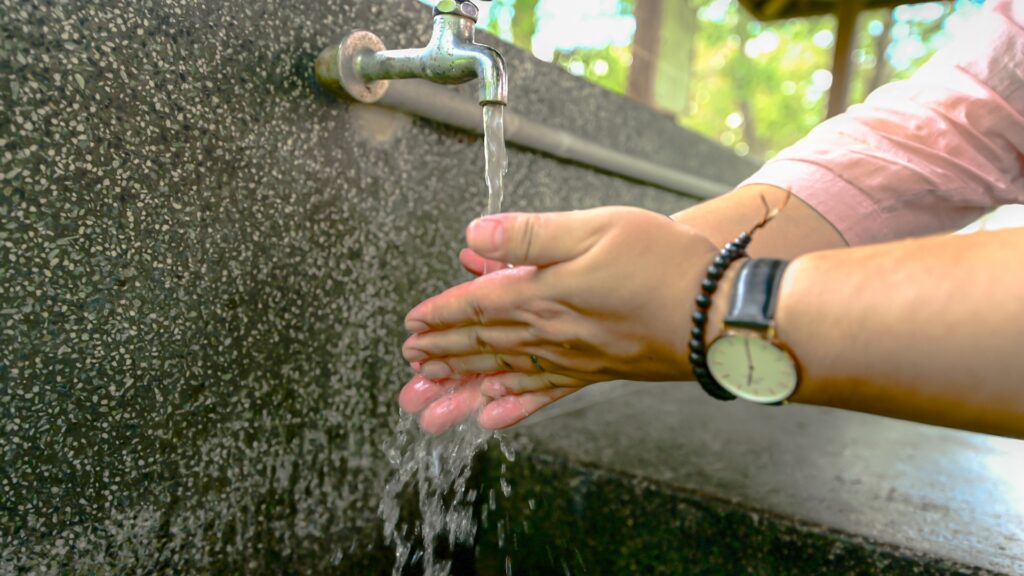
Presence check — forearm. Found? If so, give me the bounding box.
[673,184,847,258]
[776,227,1024,438]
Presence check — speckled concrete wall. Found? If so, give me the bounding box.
[0,0,755,572]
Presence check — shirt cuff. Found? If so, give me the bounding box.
[739,159,893,247]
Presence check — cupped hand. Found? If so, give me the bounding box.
[401,206,720,433]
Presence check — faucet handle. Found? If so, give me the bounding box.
[434,0,483,22]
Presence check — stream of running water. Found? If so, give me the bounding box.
[483,103,508,218]
[378,103,512,576]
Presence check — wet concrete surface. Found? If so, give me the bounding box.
[483,382,1024,575]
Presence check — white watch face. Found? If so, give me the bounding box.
[706,334,798,404]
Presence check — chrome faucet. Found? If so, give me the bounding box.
[315,0,507,106]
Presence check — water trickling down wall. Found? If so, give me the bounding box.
[0,0,755,572]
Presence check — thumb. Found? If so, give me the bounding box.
[466,211,601,266]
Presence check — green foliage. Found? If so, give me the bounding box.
[510,0,539,49]
[554,46,634,95]
[680,1,836,159]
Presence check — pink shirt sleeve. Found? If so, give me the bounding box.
[740,0,1024,246]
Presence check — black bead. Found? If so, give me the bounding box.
[724,247,740,260]
[693,367,709,380]
[689,352,705,367]
[688,339,704,353]
[691,326,704,340]
[701,278,717,293]
[706,265,723,280]
[699,375,723,394]
[695,293,711,309]
[737,232,752,246]
[692,310,707,325]
[714,254,730,267]
[708,385,737,401]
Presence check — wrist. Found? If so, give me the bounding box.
[683,228,751,399]
[704,257,746,348]
[682,247,748,379]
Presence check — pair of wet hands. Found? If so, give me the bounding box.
[395,208,720,435]
[398,247,578,435]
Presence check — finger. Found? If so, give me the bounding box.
[477,388,577,430]
[419,382,487,435]
[419,351,599,383]
[398,375,450,413]
[459,248,506,276]
[404,266,536,333]
[479,372,587,398]
[419,353,537,380]
[466,211,603,266]
[403,325,534,363]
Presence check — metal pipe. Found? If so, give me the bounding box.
[315,4,507,106]
[354,15,507,105]
[377,80,731,199]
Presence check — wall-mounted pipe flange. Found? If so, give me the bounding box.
[315,31,389,104]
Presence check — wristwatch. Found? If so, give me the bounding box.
[705,259,799,404]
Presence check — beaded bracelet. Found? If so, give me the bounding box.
[687,193,789,401]
[688,231,750,401]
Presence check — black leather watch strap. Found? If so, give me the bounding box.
[725,259,789,330]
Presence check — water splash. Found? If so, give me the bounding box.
[378,417,521,575]
[379,414,492,575]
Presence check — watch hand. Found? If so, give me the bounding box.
[744,339,753,387]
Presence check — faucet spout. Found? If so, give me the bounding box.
[315,4,508,107]
[465,44,508,106]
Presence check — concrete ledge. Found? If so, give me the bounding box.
[475,383,1024,575]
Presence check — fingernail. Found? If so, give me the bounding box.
[403,346,427,363]
[433,396,456,416]
[478,397,515,430]
[405,320,429,333]
[403,375,428,387]
[481,379,507,398]
[468,217,504,253]
[421,361,452,380]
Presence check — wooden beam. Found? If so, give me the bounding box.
[827,0,860,117]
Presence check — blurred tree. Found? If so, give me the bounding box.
[628,0,663,106]
[629,0,699,114]
[511,0,539,50]
[680,0,837,159]
[867,10,894,94]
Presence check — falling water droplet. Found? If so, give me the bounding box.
[498,434,516,462]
